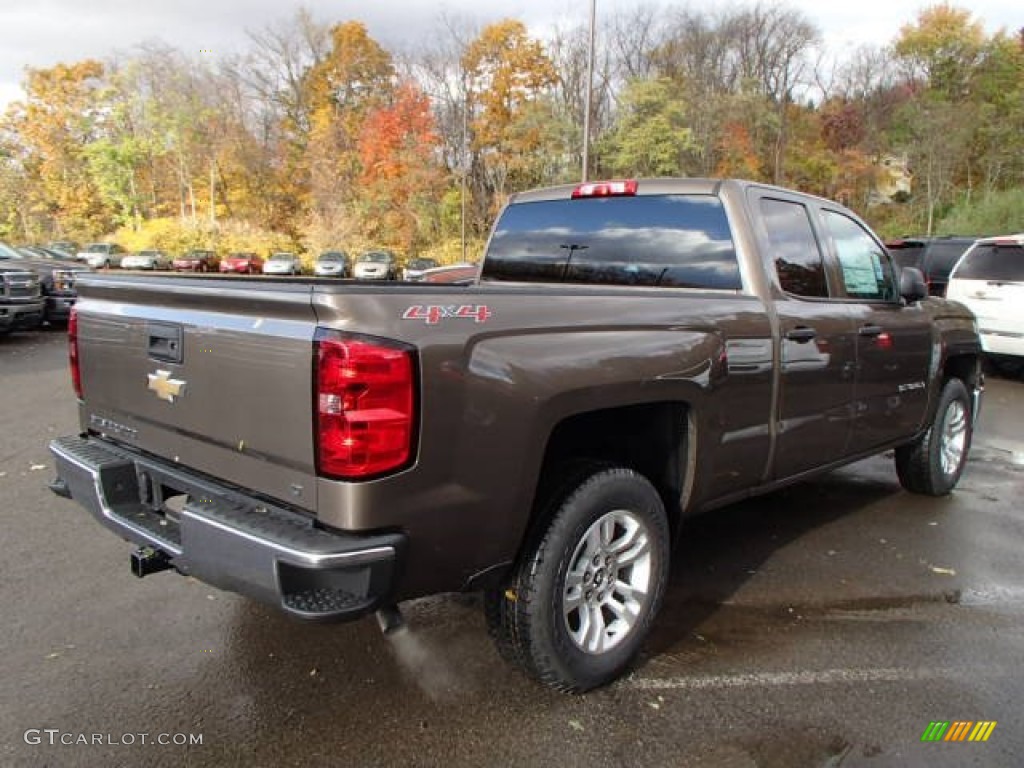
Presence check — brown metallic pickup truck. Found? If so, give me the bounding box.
[49,179,982,692]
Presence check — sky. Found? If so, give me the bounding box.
[0,0,1020,110]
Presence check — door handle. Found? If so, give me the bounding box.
[785,327,816,343]
[148,322,184,364]
[858,324,884,337]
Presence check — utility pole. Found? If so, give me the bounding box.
[461,71,469,262]
[581,0,596,182]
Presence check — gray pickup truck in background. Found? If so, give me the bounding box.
[1,262,44,334]
[49,178,982,691]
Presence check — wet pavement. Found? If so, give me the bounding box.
[2,330,1022,767]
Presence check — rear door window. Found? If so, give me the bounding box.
[759,197,829,298]
[483,195,740,289]
[954,244,1024,282]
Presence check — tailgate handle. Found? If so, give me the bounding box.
[148,323,183,364]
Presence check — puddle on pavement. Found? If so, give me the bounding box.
[957,584,1024,607]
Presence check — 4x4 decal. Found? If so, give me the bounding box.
[402,305,492,325]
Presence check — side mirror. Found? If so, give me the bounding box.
[900,266,928,303]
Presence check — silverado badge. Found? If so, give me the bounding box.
[147,370,186,402]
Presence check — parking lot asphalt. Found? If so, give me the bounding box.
[2,328,1022,767]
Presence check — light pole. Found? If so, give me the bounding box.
[581,0,596,182]
[461,71,469,262]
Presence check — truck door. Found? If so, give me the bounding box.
[818,208,932,452]
[753,193,858,480]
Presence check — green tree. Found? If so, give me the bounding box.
[598,79,696,176]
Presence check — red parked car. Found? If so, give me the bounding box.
[420,263,479,284]
[219,252,264,274]
[172,250,219,272]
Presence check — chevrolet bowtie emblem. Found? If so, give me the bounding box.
[147,370,186,402]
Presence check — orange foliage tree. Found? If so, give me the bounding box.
[357,82,442,254]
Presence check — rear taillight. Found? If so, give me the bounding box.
[314,332,417,480]
[69,306,82,399]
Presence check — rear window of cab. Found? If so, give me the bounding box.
[483,195,740,290]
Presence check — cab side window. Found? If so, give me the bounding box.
[821,210,896,301]
[760,197,829,298]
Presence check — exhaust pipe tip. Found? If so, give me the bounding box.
[376,604,406,635]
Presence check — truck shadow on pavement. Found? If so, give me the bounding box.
[645,465,908,662]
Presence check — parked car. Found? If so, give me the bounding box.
[401,257,440,281]
[121,250,170,270]
[262,252,302,276]
[885,236,975,297]
[47,240,80,255]
[34,245,77,261]
[946,233,1024,375]
[0,242,90,325]
[77,242,126,269]
[220,252,264,274]
[314,251,350,277]
[353,250,397,280]
[419,263,479,285]
[172,250,219,272]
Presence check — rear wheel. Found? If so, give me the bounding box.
[487,464,670,692]
[895,377,973,496]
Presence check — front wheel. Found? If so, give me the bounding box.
[895,377,973,496]
[488,464,670,692]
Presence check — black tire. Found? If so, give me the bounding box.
[895,377,973,496]
[491,464,670,693]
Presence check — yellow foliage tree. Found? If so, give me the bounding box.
[6,60,111,239]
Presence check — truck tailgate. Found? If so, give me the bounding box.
[75,277,320,513]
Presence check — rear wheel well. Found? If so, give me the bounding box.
[527,402,689,548]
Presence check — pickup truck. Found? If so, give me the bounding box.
[0,262,45,334]
[49,178,982,692]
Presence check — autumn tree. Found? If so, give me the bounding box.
[462,20,558,223]
[895,3,985,99]
[357,82,442,253]
[5,61,110,238]
[892,4,1023,230]
[304,22,395,244]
